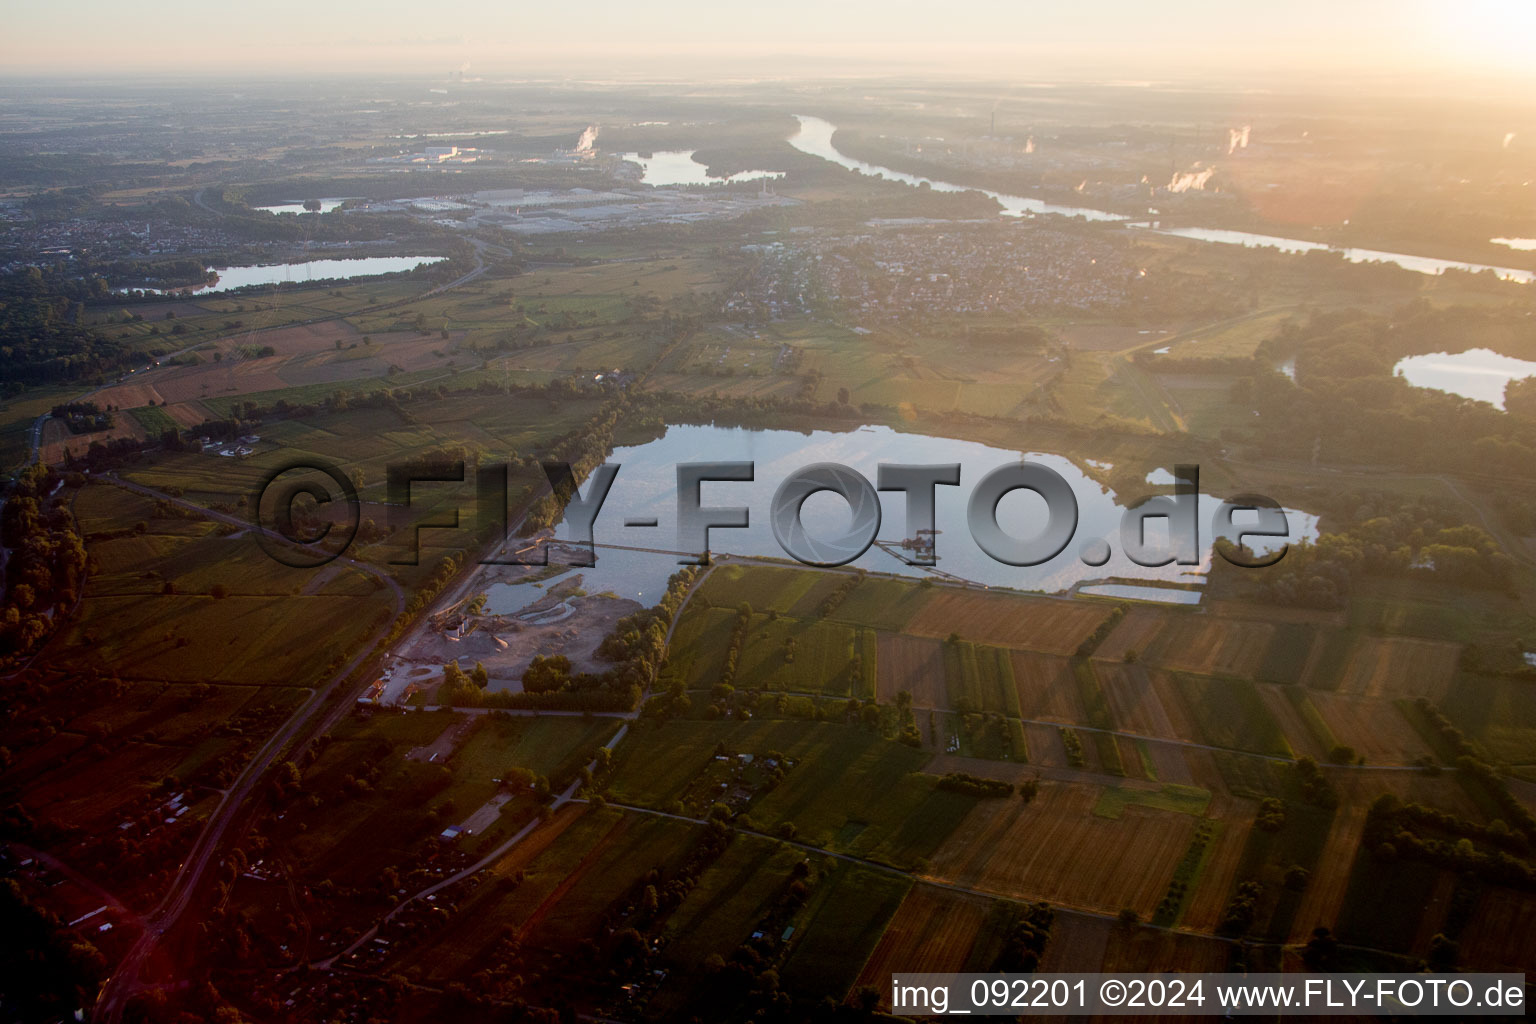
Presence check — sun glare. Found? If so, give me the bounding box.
[1427,0,1536,76]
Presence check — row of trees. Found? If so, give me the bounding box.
[0,466,87,659]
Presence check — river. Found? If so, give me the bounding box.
[786,116,1535,284]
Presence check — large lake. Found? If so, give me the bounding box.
[618,150,783,187]
[787,115,1535,284]
[483,423,1316,613]
[1394,348,1536,409]
[254,197,354,215]
[132,255,446,295]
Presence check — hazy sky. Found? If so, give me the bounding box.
[5,0,1535,89]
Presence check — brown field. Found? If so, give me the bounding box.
[1289,771,1482,943]
[230,322,362,355]
[1141,739,1195,786]
[1024,722,1073,768]
[90,325,462,411]
[1009,652,1083,723]
[1101,926,1232,972]
[1037,912,1113,971]
[1179,749,1234,796]
[1180,792,1257,932]
[852,886,992,996]
[1203,598,1345,626]
[1093,608,1168,663]
[1153,617,1273,677]
[906,592,1110,655]
[1308,693,1432,765]
[162,401,215,427]
[1116,736,1146,779]
[875,633,947,708]
[1146,670,1202,744]
[1093,662,1181,742]
[1285,803,1366,942]
[1459,889,1536,972]
[39,416,148,464]
[1409,871,1460,958]
[1335,637,1459,700]
[926,781,1196,918]
[1334,770,1484,820]
[1256,685,1327,761]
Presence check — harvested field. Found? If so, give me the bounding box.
[1204,599,1344,627]
[1180,748,1237,797]
[926,781,1196,917]
[1153,616,1273,677]
[1409,871,1460,958]
[1309,693,1432,765]
[1180,792,1257,932]
[1009,652,1083,723]
[1336,637,1459,700]
[92,325,457,413]
[161,401,214,427]
[1288,770,1481,943]
[1459,889,1536,972]
[906,591,1110,655]
[1256,685,1328,761]
[1333,769,1484,819]
[1101,927,1232,972]
[1037,912,1112,971]
[39,415,148,463]
[875,633,946,707]
[1093,608,1168,663]
[852,886,992,991]
[1094,662,1182,741]
[1024,722,1072,768]
[1146,670,1202,744]
[1171,674,1292,757]
[1138,738,1195,785]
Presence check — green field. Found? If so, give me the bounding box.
[609,718,975,867]
[943,641,1023,717]
[450,715,622,788]
[697,564,827,615]
[1093,783,1211,819]
[779,861,911,1000]
[1438,673,1536,764]
[659,606,738,690]
[735,614,859,695]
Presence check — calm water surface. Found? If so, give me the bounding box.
[483,424,1317,613]
[788,115,1535,283]
[1394,348,1536,409]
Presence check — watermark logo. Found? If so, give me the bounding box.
[253,457,1291,570]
